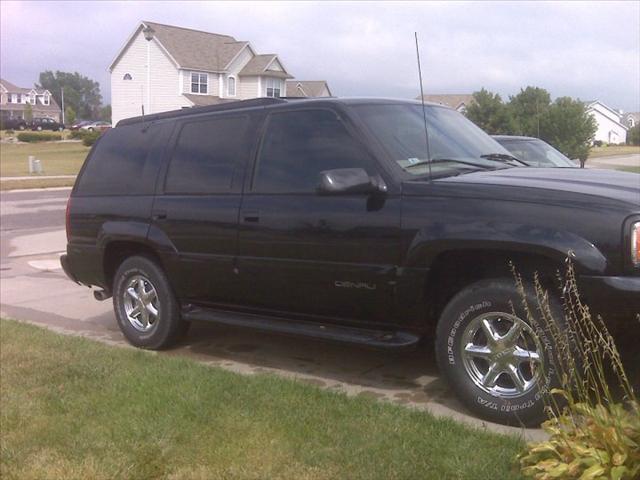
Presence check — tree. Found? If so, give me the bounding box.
[65,106,76,125]
[539,97,596,167]
[627,124,640,146]
[99,105,111,123]
[24,103,33,122]
[37,71,102,120]
[508,86,552,137]
[465,88,516,134]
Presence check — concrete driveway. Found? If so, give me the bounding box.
[0,187,545,440]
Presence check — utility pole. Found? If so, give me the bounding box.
[61,87,65,124]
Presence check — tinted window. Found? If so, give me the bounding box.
[254,109,371,193]
[75,123,164,195]
[165,115,250,194]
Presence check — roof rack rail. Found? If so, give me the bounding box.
[117,97,287,126]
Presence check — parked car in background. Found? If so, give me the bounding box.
[61,97,639,427]
[0,117,28,130]
[493,135,577,167]
[69,120,92,131]
[81,121,111,132]
[31,117,65,131]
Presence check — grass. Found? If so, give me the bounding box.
[589,145,640,158]
[616,166,640,174]
[0,141,89,177]
[0,319,525,480]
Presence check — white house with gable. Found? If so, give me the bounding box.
[109,21,295,124]
[584,100,628,145]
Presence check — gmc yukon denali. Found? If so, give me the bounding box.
[61,97,640,425]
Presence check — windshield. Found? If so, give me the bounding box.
[352,103,515,176]
[495,138,576,168]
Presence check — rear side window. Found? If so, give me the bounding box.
[164,115,250,194]
[75,123,164,195]
[253,109,372,194]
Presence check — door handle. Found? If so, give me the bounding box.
[152,210,167,221]
[242,210,260,223]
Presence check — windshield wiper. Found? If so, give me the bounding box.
[480,153,529,166]
[404,158,494,171]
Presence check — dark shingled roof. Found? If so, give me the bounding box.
[141,21,248,72]
[285,81,332,98]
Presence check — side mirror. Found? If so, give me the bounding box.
[317,168,387,195]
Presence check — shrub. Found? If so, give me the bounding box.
[82,130,101,146]
[516,262,640,480]
[17,132,62,143]
[69,129,85,140]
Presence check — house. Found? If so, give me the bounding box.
[285,80,332,98]
[622,112,640,129]
[0,78,62,123]
[415,94,475,113]
[109,21,298,124]
[584,100,628,144]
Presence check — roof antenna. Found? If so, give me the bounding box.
[415,32,433,182]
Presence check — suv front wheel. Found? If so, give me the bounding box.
[436,278,561,426]
[113,255,189,349]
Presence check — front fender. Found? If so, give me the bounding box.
[405,221,608,275]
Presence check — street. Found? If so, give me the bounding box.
[0,187,545,439]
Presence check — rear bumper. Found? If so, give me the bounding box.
[579,275,640,319]
[60,253,78,284]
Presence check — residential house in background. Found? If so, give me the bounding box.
[285,80,332,98]
[584,100,628,144]
[622,111,639,129]
[0,78,62,123]
[110,21,300,124]
[415,94,475,113]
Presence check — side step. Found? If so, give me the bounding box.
[182,307,420,351]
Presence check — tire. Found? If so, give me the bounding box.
[36,126,42,131]
[435,278,561,427]
[88,127,94,132]
[112,255,189,349]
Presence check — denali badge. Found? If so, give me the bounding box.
[334,281,376,290]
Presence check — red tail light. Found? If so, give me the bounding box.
[65,196,72,242]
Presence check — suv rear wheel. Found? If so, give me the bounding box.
[113,255,189,349]
[435,278,560,426]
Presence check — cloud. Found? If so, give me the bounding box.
[1,0,638,111]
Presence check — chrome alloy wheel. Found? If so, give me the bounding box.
[123,275,159,332]
[460,312,543,398]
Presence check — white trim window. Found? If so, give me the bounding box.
[227,76,236,97]
[191,72,208,94]
[265,78,283,98]
[43,94,50,106]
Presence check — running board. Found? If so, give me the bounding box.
[182,307,420,351]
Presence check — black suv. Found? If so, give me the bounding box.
[61,98,640,425]
[31,117,65,131]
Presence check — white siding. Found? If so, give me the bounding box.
[588,109,628,144]
[180,70,220,97]
[111,30,191,124]
[238,76,260,99]
[267,58,284,71]
[227,47,253,75]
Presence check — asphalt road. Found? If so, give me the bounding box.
[1,187,574,439]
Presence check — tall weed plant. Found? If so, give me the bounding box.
[515,260,639,479]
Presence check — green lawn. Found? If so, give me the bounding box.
[0,141,89,177]
[589,145,640,158]
[0,319,525,480]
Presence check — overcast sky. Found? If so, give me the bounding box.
[1,1,639,111]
